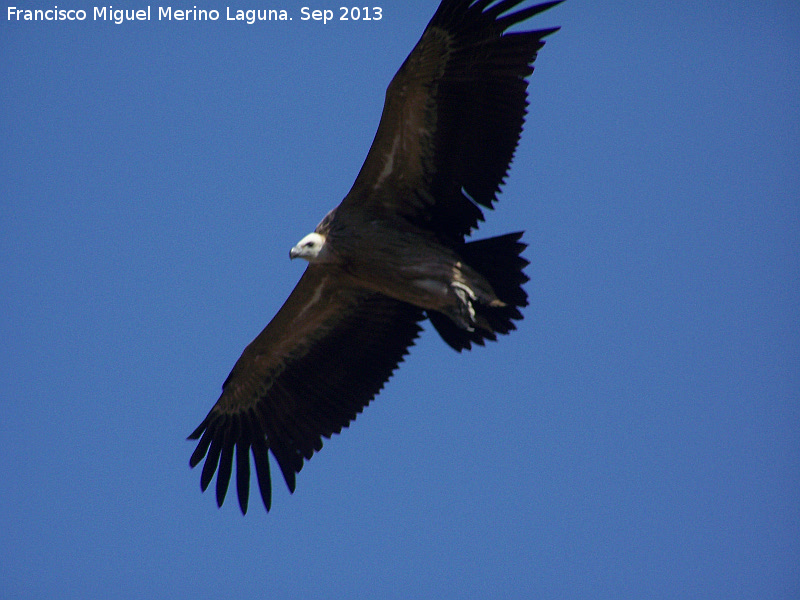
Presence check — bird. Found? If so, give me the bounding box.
[188,0,562,513]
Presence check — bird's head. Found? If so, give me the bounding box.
[290,232,327,262]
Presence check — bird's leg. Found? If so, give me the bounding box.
[450,281,477,331]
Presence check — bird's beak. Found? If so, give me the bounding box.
[289,246,300,260]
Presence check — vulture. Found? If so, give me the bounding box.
[189,0,562,513]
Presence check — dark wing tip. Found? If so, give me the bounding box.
[494,1,565,29]
[187,421,205,441]
[215,420,236,508]
[199,419,227,492]
[188,409,269,514]
[235,426,252,514]
[252,435,272,512]
[188,421,212,468]
[424,0,564,238]
[530,25,561,40]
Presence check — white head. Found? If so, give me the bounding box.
[290,232,327,262]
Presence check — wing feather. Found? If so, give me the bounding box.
[215,418,235,507]
[340,0,561,241]
[188,266,425,512]
[235,423,251,514]
[251,432,272,511]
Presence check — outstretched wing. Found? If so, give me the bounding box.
[340,0,561,241]
[188,266,425,513]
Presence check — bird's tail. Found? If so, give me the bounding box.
[429,232,529,352]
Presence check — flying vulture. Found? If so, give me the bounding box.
[189,0,561,513]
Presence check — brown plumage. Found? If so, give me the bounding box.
[189,0,561,513]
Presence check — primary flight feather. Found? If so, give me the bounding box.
[189,0,562,513]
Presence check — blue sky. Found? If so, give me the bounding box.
[2,1,798,598]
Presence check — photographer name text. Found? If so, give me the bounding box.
[7,5,383,25]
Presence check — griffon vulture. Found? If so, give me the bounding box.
[189,0,562,513]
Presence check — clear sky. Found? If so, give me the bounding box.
[2,1,798,598]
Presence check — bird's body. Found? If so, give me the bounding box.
[189,0,562,513]
[302,214,501,327]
